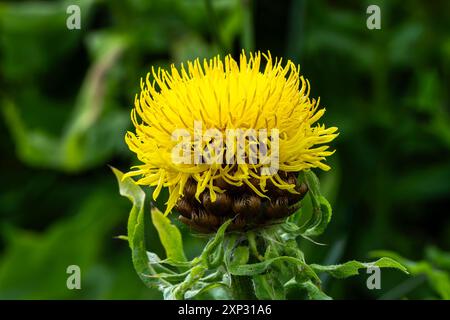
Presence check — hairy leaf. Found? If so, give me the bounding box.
[310,257,408,279]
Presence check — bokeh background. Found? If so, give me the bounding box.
[0,0,449,299]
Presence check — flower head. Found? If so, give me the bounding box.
[125,51,338,230]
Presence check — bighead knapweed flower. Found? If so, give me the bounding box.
[125,51,338,232]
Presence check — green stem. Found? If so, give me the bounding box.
[248,231,263,261]
[230,274,257,300]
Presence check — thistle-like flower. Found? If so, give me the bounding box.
[125,51,338,232]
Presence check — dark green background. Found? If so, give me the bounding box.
[0,0,449,299]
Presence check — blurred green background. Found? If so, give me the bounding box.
[0,0,449,299]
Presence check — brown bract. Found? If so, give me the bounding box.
[176,171,308,233]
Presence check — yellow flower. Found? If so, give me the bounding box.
[125,51,338,217]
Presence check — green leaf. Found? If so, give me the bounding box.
[184,281,229,300]
[286,280,332,300]
[229,256,316,278]
[310,257,408,279]
[296,170,333,237]
[207,241,224,268]
[112,167,168,289]
[202,219,232,260]
[171,264,208,300]
[111,166,145,248]
[372,250,450,299]
[146,269,192,283]
[254,272,286,300]
[151,206,187,263]
[113,168,236,299]
[229,246,250,268]
[146,252,179,275]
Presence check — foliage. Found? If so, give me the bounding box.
[371,248,450,299]
[0,0,448,299]
[113,167,407,300]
